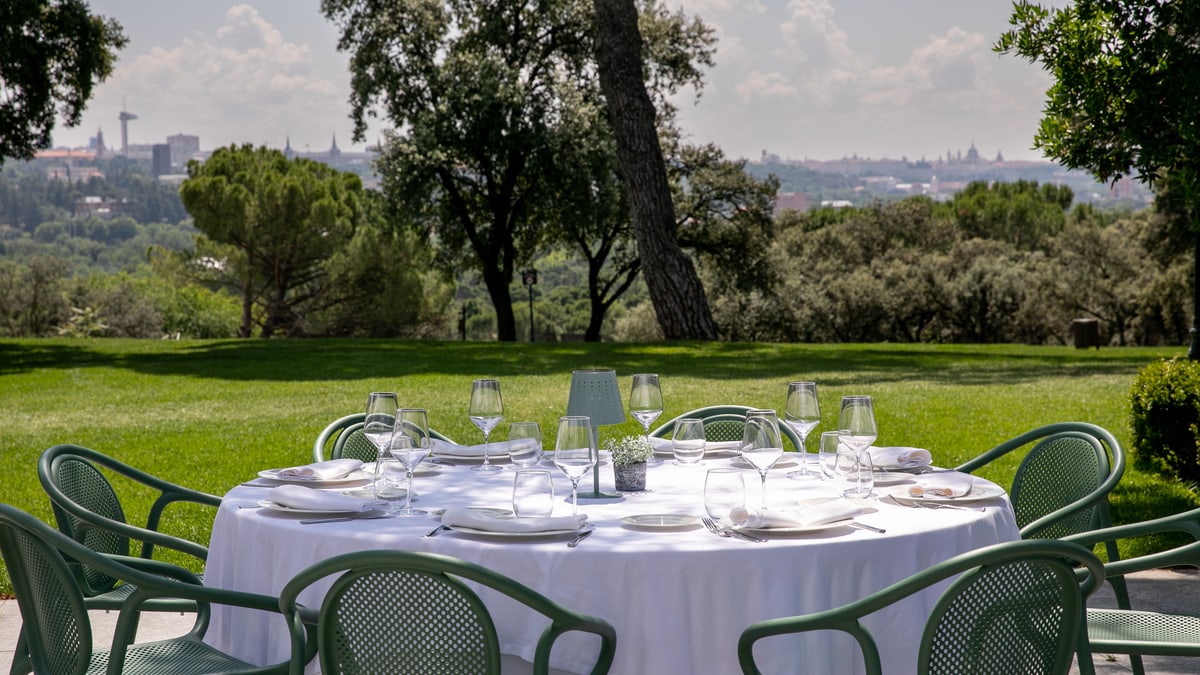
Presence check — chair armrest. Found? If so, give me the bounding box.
[1063,507,1200,577]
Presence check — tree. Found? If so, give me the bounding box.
[0,0,127,163]
[592,0,717,339]
[997,0,1200,356]
[180,145,362,338]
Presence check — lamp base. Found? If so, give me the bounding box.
[577,490,623,501]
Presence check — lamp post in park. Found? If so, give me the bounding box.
[522,269,537,343]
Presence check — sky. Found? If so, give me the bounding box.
[52,0,1066,163]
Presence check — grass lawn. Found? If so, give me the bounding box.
[2,338,1197,595]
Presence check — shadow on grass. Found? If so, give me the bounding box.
[0,339,1179,386]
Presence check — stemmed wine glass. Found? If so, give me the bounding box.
[468,378,504,473]
[784,381,821,480]
[629,373,663,462]
[363,392,398,498]
[391,408,431,516]
[553,416,597,518]
[740,409,784,510]
[837,395,878,458]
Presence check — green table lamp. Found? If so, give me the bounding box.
[566,368,625,499]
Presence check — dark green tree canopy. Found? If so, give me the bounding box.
[0,0,126,163]
[997,0,1200,191]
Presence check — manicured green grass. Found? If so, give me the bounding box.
[2,338,1196,596]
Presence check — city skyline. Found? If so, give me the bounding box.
[50,1,1068,164]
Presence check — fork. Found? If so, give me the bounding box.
[702,516,766,543]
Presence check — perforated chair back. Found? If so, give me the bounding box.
[738,539,1104,675]
[955,423,1124,540]
[280,550,616,675]
[650,405,804,452]
[0,506,95,675]
[46,452,130,594]
[315,414,457,462]
[921,552,1086,673]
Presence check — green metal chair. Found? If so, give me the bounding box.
[737,539,1105,675]
[0,502,311,675]
[312,413,457,462]
[278,549,617,675]
[650,405,805,452]
[956,422,1136,671]
[37,444,219,610]
[1063,507,1200,675]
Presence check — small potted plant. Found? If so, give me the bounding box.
[605,435,654,492]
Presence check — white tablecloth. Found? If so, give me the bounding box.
[205,456,1019,675]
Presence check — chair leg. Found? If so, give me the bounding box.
[9,627,31,675]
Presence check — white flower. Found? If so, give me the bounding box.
[604,435,654,465]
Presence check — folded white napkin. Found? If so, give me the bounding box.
[730,500,862,528]
[276,458,363,480]
[867,446,932,468]
[267,484,384,512]
[908,472,974,498]
[431,439,509,457]
[650,437,741,454]
[440,506,586,533]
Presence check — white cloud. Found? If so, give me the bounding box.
[84,4,350,150]
[677,0,766,13]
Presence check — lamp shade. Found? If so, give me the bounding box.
[566,369,625,426]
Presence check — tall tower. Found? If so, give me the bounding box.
[119,107,138,156]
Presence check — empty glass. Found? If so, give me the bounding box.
[834,448,876,499]
[629,373,664,439]
[741,409,784,509]
[391,409,430,516]
[837,395,878,455]
[469,378,505,472]
[512,469,555,518]
[704,468,745,525]
[363,392,399,466]
[818,431,843,481]
[553,415,597,518]
[372,452,407,514]
[507,422,543,468]
[672,418,706,465]
[784,381,821,480]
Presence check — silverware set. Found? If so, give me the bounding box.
[701,516,766,543]
[567,529,594,548]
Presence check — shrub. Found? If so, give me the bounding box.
[1129,358,1200,484]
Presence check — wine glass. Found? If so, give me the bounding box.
[391,408,430,516]
[363,392,398,499]
[506,422,543,468]
[629,373,663,440]
[837,395,878,456]
[468,378,504,472]
[784,381,821,480]
[553,415,596,518]
[740,409,783,509]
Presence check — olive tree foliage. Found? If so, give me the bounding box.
[996,0,1200,355]
[180,145,362,338]
[753,187,1191,347]
[0,0,126,163]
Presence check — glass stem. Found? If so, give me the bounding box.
[571,480,580,517]
[760,472,769,510]
[482,432,490,467]
[405,470,415,515]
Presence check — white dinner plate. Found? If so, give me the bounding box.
[256,499,365,517]
[446,525,586,539]
[430,453,512,464]
[431,507,514,520]
[871,471,916,486]
[621,514,700,531]
[256,469,372,486]
[735,518,856,535]
[885,482,1007,504]
[729,454,802,470]
[361,462,440,477]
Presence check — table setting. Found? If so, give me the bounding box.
[204,381,1022,675]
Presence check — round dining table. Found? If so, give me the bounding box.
[204,450,1019,675]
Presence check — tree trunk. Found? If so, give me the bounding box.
[591,0,718,340]
[481,264,518,342]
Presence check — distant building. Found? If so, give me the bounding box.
[775,192,807,213]
[74,196,123,219]
[152,144,171,176]
[166,133,200,168]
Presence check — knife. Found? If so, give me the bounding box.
[567,529,594,548]
[299,514,392,525]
